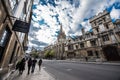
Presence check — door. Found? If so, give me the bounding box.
[102,45,120,61]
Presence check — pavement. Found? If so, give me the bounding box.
[52,59,120,66]
[3,59,120,80]
[5,65,55,80]
[43,60,120,80]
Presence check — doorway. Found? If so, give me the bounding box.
[102,45,120,61]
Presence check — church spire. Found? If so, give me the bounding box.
[57,24,66,42]
[60,24,63,32]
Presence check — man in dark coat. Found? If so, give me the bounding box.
[27,58,32,75]
[18,58,26,75]
[31,58,37,73]
[38,59,42,70]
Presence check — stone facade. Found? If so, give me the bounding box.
[44,10,120,61]
[65,10,120,61]
[0,0,33,78]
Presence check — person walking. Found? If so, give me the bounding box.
[38,59,42,70]
[27,58,32,75]
[31,58,37,73]
[18,58,26,75]
[85,57,88,62]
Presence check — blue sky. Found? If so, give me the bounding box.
[27,0,120,51]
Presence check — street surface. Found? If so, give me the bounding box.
[11,62,55,80]
[43,60,120,80]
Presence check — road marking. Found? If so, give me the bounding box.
[66,69,72,71]
[42,66,46,69]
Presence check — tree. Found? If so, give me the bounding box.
[44,49,55,59]
[31,50,39,58]
[49,49,55,57]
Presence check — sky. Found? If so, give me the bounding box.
[27,0,120,51]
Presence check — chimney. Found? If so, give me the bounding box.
[81,28,85,35]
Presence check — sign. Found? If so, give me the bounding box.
[24,46,28,50]
[12,20,30,33]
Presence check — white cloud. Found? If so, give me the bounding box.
[28,0,119,50]
[81,20,91,32]
[110,7,120,20]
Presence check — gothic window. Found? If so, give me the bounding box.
[102,34,109,41]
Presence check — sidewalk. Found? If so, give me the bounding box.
[5,65,55,80]
[65,59,120,66]
[53,59,120,66]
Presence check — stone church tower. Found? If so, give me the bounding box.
[57,24,66,42]
[56,24,66,59]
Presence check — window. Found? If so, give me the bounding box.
[9,0,17,10]
[102,34,109,41]
[99,24,105,32]
[17,0,20,4]
[91,32,93,35]
[0,31,7,46]
[106,24,109,29]
[117,32,120,39]
[80,43,84,48]
[87,51,93,56]
[103,17,105,22]
[95,51,99,58]
[117,24,120,28]
[68,45,73,50]
[106,15,110,20]
[98,20,102,25]
[0,26,12,62]
[96,28,99,32]
[90,41,96,46]
[94,22,96,26]
[75,45,78,49]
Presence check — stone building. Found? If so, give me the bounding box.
[65,10,120,61]
[89,10,120,61]
[44,10,120,61]
[0,0,33,79]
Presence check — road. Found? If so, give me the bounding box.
[43,60,120,80]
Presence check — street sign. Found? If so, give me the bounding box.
[12,20,30,33]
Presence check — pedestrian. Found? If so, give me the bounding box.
[85,57,88,62]
[16,60,21,70]
[38,59,42,70]
[27,58,32,75]
[18,58,26,75]
[31,58,37,73]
